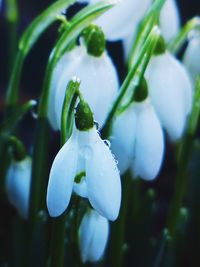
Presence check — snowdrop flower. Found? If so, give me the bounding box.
[48,43,119,130]
[79,209,109,262]
[111,98,164,180]
[123,0,180,59]
[6,157,32,219]
[183,33,200,84]
[145,49,193,141]
[47,101,121,221]
[77,0,151,41]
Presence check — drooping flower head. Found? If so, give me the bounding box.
[47,99,121,221]
[111,80,164,180]
[145,38,193,141]
[48,25,119,130]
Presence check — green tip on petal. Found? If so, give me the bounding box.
[75,100,94,131]
[133,77,149,102]
[82,24,106,57]
[154,35,166,55]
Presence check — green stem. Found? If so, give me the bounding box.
[168,16,200,54]
[6,0,76,107]
[7,136,26,161]
[5,0,19,76]
[109,174,132,267]
[167,78,200,237]
[102,26,161,139]
[128,0,165,68]
[61,79,80,144]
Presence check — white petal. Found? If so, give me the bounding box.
[91,0,151,41]
[6,157,32,219]
[130,101,164,180]
[146,52,193,141]
[54,45,119,129]
[79,209,109,263]
[111,105,137,174]
[160,0,180,42]
[83,128,121,221]
[73,179,88,198]
[46,131,78,217]
[183,36,200,84]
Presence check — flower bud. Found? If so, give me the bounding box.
[79,209,109,262]
[6,157,32,219]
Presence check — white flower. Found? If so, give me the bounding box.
[6,157,32,219]
[46,126,121,221]
[145,51,193,141]
[183,34,200,84]
[48,44,119,130]
[159,0,180,42]
[79,209,109,263]
[111,99,164,180]
[77,0,151,41]
[123,0,180,59]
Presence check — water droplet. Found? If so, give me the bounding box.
[104,139,111,148]
[31,101,38,119]
[94,121,99,130]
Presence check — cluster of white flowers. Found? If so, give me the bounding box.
[5,0,199,263]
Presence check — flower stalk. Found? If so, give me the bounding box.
[168,16,200,54]
[167,77,200,237]
[102,26,161,139]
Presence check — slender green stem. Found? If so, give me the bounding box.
[167,78,200,237]
[6,0,76,107]
[109,173,132,267]
[1,100,36,133]
[168,16,200,54]
[5,0,19,76]
[102,26,161,139]
[7,136,26,161]
[128,0,165,68]
[61,79,80,144]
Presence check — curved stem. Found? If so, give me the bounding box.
[168,16,200,54]
[167,78,200,237]
[101,26,161,139]
[6,0,76,107]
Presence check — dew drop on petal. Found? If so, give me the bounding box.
[94,121,99,130]
[103,139,111,148]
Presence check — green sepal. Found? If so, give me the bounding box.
[75,101,94,131]
[154,35,166,55]
[133,77,148,102]
[82,24,105,57]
